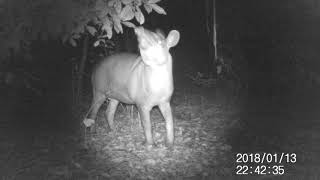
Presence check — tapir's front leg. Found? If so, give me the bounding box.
[159,102,174,147]
[138,106,154,146]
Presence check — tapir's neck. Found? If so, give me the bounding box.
[142,55,173,93]
[145,55,172,77]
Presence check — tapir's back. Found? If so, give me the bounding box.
[92,53,141,103]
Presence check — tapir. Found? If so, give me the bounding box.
[89,27,180,147]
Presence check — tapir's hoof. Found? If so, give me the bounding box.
[103,123,114,132]
[165,141,174,150]
[143,141,157,149]
[107,124,115,131]
[86,125,97,134]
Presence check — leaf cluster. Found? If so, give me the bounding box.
[0,0,166,59]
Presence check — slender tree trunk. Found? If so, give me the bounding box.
[213,0,217,60]
[204,0,216,74]
[76,34,89,104]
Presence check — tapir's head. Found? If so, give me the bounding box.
[134,27,180,67]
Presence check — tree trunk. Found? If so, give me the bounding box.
[76,34,89,104]
[204,0,216,74]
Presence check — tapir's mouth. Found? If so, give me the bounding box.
[135,26,165,51]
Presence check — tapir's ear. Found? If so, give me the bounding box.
[166,30,180,48]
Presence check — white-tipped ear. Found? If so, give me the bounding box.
[166,30,180,48]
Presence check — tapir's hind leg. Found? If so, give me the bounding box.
[105,98,119,130]
[89,90,106,132]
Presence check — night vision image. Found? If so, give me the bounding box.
[0,0,319,179]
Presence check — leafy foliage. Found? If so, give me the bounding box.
[0,0,166,59]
